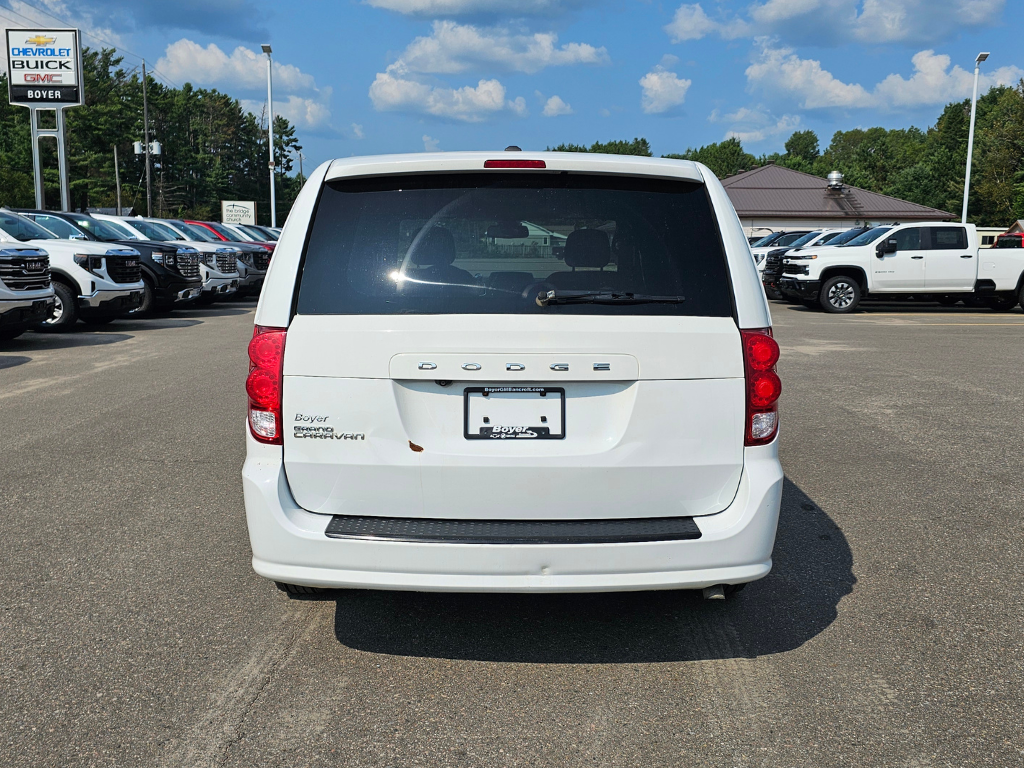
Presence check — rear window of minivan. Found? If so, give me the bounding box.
[295,173,733,317]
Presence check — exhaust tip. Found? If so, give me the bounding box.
[702,585,726,600]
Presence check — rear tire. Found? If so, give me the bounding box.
[275,582,331,596]
[38,282,78,331]
[986,294,1018,312]
[819,275,861,313]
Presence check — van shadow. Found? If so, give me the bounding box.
[775,299,1017,315]
[328,478,854,663]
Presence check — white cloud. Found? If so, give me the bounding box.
[639,65,692,114]
[665,3,749,42]
[745,40,874,108]
[542,95,573,116]
[874,50,1024,108]
[157,39,316,93]
[746,41,1024,111]
[351,123,365,139]
[156,39,333,130]
[508,96,529,116]
[393,21,607,75]
[713,106,801,143]
[369,71,519,121]
[423,135,440,151]
[665,0,1006,45]
[364,0,583,15]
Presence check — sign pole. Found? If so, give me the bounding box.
[114,145,122,215]
[29,109,44,209]
[56,107,70,211]
[6,28,84,212]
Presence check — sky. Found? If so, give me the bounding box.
[2,0,1023,171]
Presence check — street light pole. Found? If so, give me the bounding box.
[261,44,276,228]
[962,52,989,224]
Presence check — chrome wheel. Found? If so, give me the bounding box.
[827,281,855,309]
[44,294,64,325]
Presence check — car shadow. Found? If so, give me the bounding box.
[0,355,31,370]
[101,317,202,332]
[172,306,253,318]
[325,477,854,663]
[4,331,133,351]
[774,298,1019,315]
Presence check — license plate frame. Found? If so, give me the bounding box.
[464,386,565,440]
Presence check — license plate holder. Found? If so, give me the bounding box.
[464,387,565,440]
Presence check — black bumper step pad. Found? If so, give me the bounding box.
[324,514,701,545]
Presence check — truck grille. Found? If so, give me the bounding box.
[0,253,51,291]
[254,252,270,271]
[216,253,237,273]
[106,255,142,284]
[176,253,200,279]
[783,263,808,275]
[761,253,784,282]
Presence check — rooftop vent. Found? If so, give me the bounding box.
[827,171,845,189]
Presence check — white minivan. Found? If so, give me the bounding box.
[243,152,784,596]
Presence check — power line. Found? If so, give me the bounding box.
[0,1,180,88]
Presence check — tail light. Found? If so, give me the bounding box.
[246,325,287,444]
[742,328,782,446]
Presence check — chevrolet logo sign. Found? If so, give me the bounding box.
[25,35,56,46]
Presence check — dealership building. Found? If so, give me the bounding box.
[721,164,956,239]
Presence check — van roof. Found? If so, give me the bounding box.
[325,152,707,184]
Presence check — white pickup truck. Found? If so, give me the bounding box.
[776,222,1024,313]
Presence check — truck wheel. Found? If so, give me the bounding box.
[820,276,861,313]
[130,277,155,316]
[275,582,331,596]
[986,294,1018,312]
[38,282,78,331]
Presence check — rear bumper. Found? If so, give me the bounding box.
[242,434,783,593]
[778,278,820,300]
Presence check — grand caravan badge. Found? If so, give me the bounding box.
[293,425,365,441]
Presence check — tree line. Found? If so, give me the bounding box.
[550,82,1024,228]
[0,48,303,225]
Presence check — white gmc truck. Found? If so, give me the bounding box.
[776,222,1024,312]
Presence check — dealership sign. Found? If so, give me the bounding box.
[5,28,83,107]
[222,201,257,226]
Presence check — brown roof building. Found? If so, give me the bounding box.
[721,164,956,237]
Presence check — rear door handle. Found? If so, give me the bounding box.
[961,254,974,258]
[911,255,924,259]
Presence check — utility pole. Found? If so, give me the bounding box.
[142,60,153,217]
[298,151,304,180]
[114,145,122,214]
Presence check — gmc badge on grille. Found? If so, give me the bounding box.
[125,260,138,267]
[25,261,44,270]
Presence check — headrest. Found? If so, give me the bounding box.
[410,227,456,267]
[564,229,611,269]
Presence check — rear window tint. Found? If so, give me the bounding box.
[928,227,967,250]
[996,235,1021,248]
[295,173,733,317]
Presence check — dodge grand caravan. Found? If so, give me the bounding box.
[243,151,784,595]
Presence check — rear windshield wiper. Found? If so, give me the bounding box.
[537,290,686,306]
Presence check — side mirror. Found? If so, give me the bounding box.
[876,239,898,257]
[70,234,88,241]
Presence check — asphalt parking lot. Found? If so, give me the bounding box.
[2,300,1023,768]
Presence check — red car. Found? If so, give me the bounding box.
[185,220,276,255]
[995,232,1024,249]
